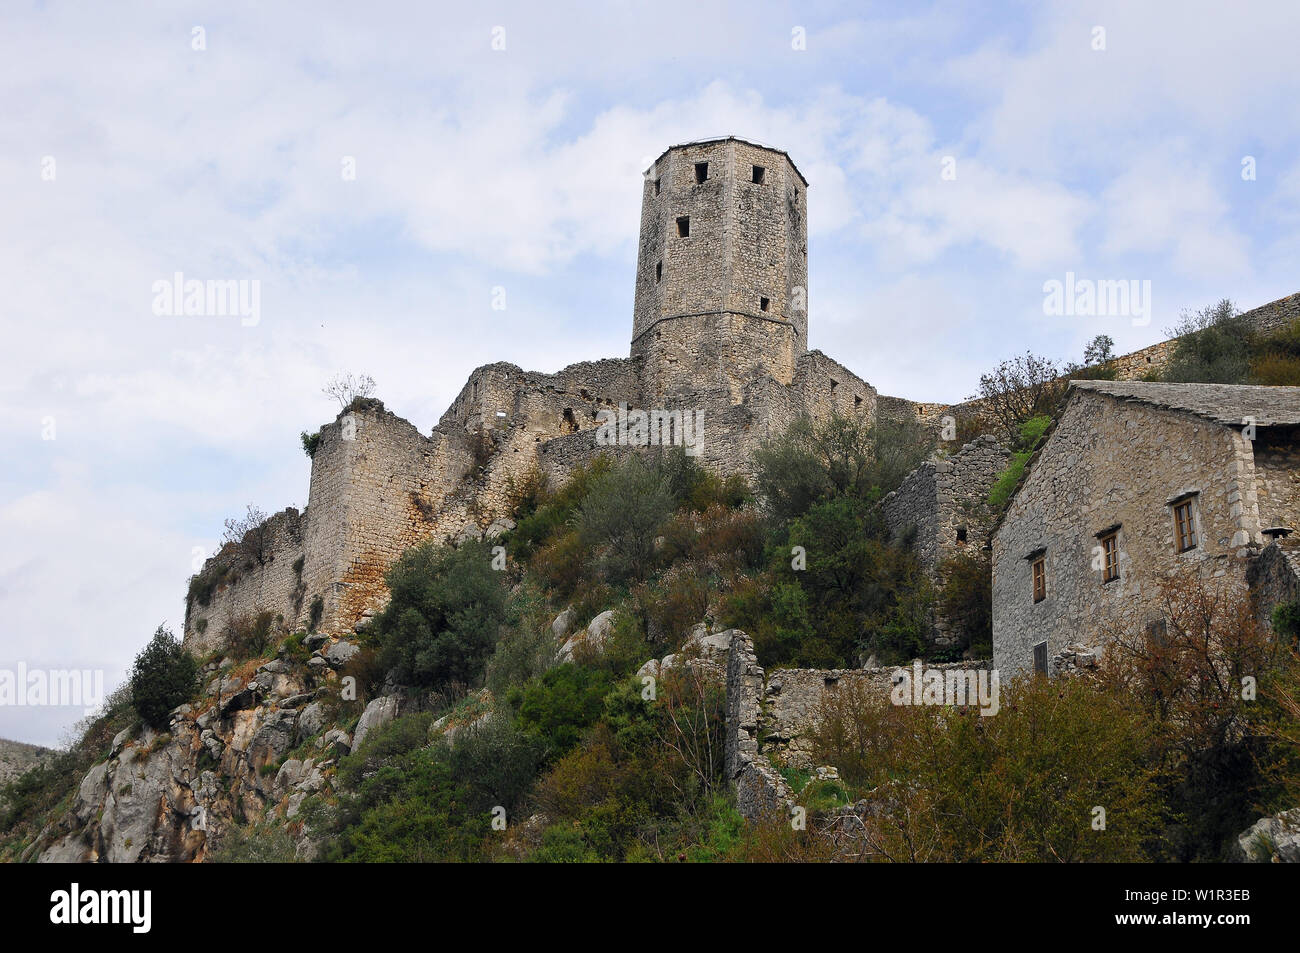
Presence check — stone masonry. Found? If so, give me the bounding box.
[184,139,873,652]
[992,380,1300,678]
[183,134,1300,680]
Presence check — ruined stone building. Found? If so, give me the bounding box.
[992,380,1300,677]
[182,132,1300,672]
[185,137,882,653]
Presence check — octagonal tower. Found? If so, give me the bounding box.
[631,137,809,401]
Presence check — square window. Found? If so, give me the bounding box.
[1032,557,1046,603]
[752,165,765,184]
[694,162,708,184]
[676,216,690,237]
[1174,498,1198,552]
[759,296,770,312]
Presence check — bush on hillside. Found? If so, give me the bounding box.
[373,538,509,689]
[578,456,675,582]
[129,625,198,730]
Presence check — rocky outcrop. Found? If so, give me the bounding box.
[557,609,617,662]
[352,695,400,750]
[30,650,357,864]
[1232,807,1300,862]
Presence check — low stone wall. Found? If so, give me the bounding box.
[763,659,994,769]
[1247,541,1300,627]
[724,629,993,817]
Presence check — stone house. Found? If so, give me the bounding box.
[992,380,1300,678]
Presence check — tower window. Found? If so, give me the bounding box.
[694,162,708,184]
[1033,641,1048,675]
[1032,557,1046,603]
[759,296,769,312]
[676,216,690,237]
[654,177,661,195]
[752,165,765,184]
[854,394,863,408]
[1099,530,1120,583]
[655,260,662,282]
[956,526,967,543]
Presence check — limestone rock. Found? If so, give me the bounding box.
[559,609,617,662]
[324,640,360,668]
[1233,807,1300,862]
[297,700,328,740]
[552,607,575,640]
[353,695,400,750]
[321,728,352,755]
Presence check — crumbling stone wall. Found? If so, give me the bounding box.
[724,630,991,817]
[883,435,1009,567]
[1246,541,1300,628]
[184,508,307,655]
[724,629,794,820]
[992,388,1261,678]
[1253,425,1300,531]
[762,660,993,770]
[881,436,1008,645]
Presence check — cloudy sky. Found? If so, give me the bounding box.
[2,0,1298,746]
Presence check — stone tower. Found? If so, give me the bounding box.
[631,137,809,401]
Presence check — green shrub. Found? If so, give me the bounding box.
[1272,600,1300,643]
[938,553,992,656]
[578,457,675,582]
[300,431,321,458]
[806,674,1164,861]
[373,539,508,689]
[1160,299,1252,384]
[209,823,300,862]
[988,451,1031,507]
[510,664,614,754]
[225,611,276,660]
[129,625,198,730]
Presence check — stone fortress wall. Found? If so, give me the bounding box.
[182,134,1300,675]
[184,138,882,652]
